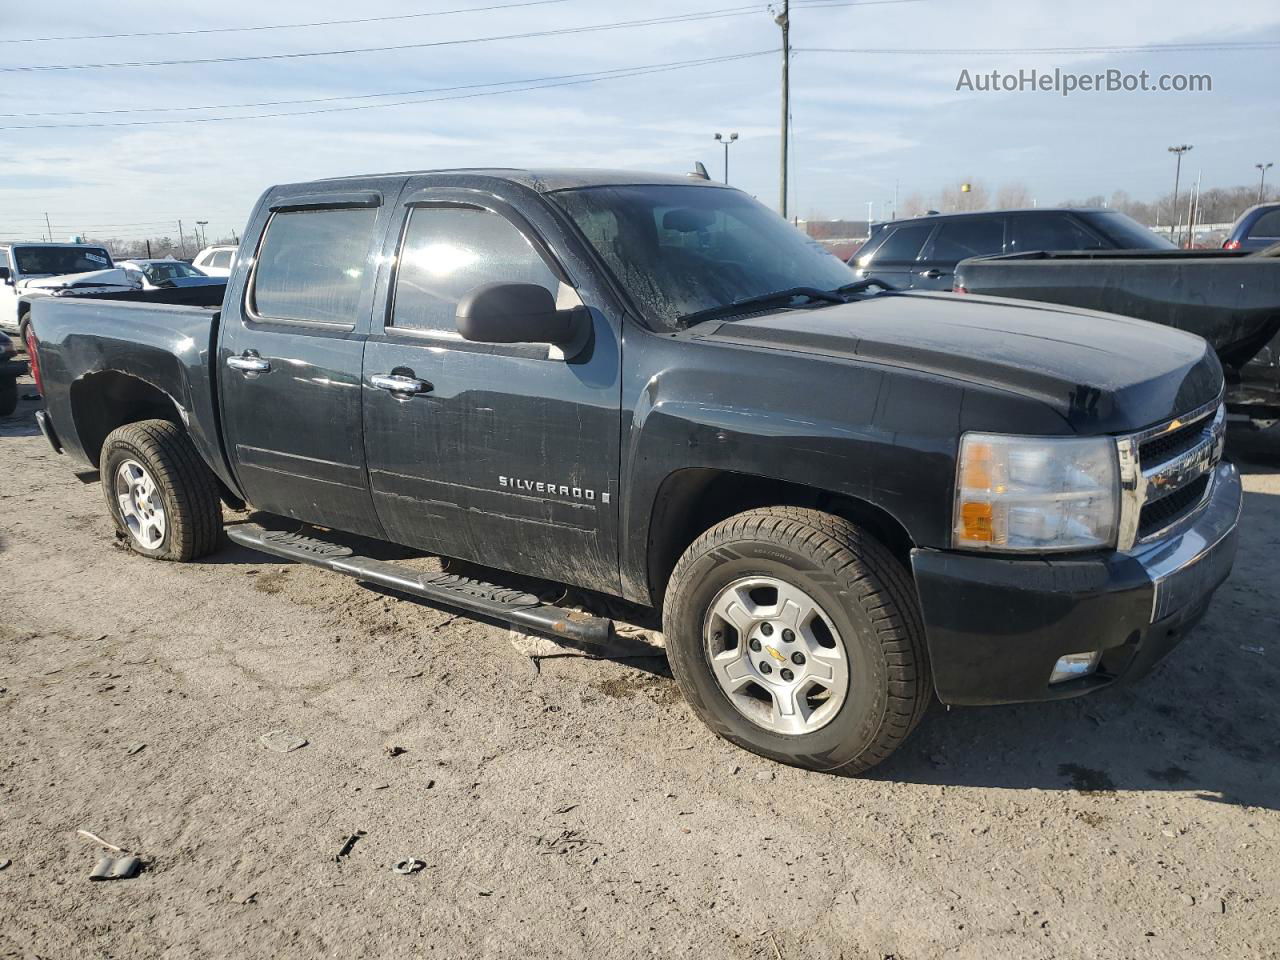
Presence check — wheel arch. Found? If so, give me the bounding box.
[71,371,185,467]
[642,468,917,609]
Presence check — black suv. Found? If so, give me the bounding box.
[850,208,1174,290]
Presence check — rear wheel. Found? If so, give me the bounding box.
[100,419,222,561]
[662,507,931,774]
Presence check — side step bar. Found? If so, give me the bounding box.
[226,523,615,648]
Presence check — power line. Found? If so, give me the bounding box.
[0,6,767,73]
[800,39,1280,54]
[0,54,769,119]
[0,0,572,44]
[0,50,776,130]
[791,0,922,7]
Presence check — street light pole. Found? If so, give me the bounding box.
[196,220,209,249]
[1257,162,1274,204]
[714,132,739,184]
[1168,144,1192,247]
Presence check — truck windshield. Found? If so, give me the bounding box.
[13,246,112,275]
[550,184,857,330]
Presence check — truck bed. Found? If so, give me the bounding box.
[27,295,233,492]
[953,249,1280,417]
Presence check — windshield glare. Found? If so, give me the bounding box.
[550,184,857,330]
[13,246,112,275]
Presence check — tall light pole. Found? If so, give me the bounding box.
[1168,144,1192,247]
[714,132,738,184]
[1257,162,1274,204]
[196,220,209,249]
[775,0,790,218]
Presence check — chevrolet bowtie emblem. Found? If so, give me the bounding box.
[766,646,786,663]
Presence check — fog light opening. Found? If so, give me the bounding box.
[1050,651,1103,685]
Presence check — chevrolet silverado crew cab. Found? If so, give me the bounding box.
[27,169,1241,774]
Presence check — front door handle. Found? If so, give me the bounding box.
[227,354,271,374]
[918,268,947,280]
[371,373,432,395]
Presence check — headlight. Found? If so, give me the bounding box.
[954,433,1119,552]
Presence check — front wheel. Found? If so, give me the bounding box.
[100,419,223,561]
[662,507,931,774]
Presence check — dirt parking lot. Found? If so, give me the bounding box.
[2,371,1278,960]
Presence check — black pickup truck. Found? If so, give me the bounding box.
[26,169,1241,774]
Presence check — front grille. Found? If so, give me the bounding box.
[1122,399,1224,548]
[1139,414,1212,464]
[1138,473,1210,539]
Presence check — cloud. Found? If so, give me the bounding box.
[0,0,1277,228]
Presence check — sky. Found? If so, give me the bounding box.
[1,0,1279,244]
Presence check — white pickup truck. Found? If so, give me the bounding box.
[0,242,126,338]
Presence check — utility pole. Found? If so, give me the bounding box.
[178,220,187,258]
[1258,162,1274,204]
[1167,144,1192,247]
[44,212,52,243]
[775,0,790,218]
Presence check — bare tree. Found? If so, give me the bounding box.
[900,192,929,218]
[939,180,989,213]
[995,182,1032,209]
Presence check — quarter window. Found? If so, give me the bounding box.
[1009,215,1104,252]
[251,207,378,324]
[209,250,234,270]
[391,206,559,334]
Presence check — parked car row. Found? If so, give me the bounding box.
[849,206,1280,425]
[0,243,233,338]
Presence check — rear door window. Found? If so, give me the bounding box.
[1247,210,1280,239]
[1009,214,1105,252]
[923,218,1005,262]
[389,205,559,335]
[250,207,379,325]
[209,250,234,270]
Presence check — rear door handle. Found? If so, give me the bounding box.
[371,373,432,395]
[226,354,270,374]
[918,269,947,280]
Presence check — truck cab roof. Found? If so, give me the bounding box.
[316,168,732,193]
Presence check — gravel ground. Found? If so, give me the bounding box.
[2,372,1278,960]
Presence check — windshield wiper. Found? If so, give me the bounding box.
[677,286,846,326]
[833,278,897,295]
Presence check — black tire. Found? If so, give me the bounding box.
[662,507,931,775]
[100,419,222,561]
[0,377,15,417]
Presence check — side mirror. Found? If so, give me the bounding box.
[456,282,580,345]
[0,267,11,286]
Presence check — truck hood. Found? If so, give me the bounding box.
[691,291,1223,433]
[18,268,137,291]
